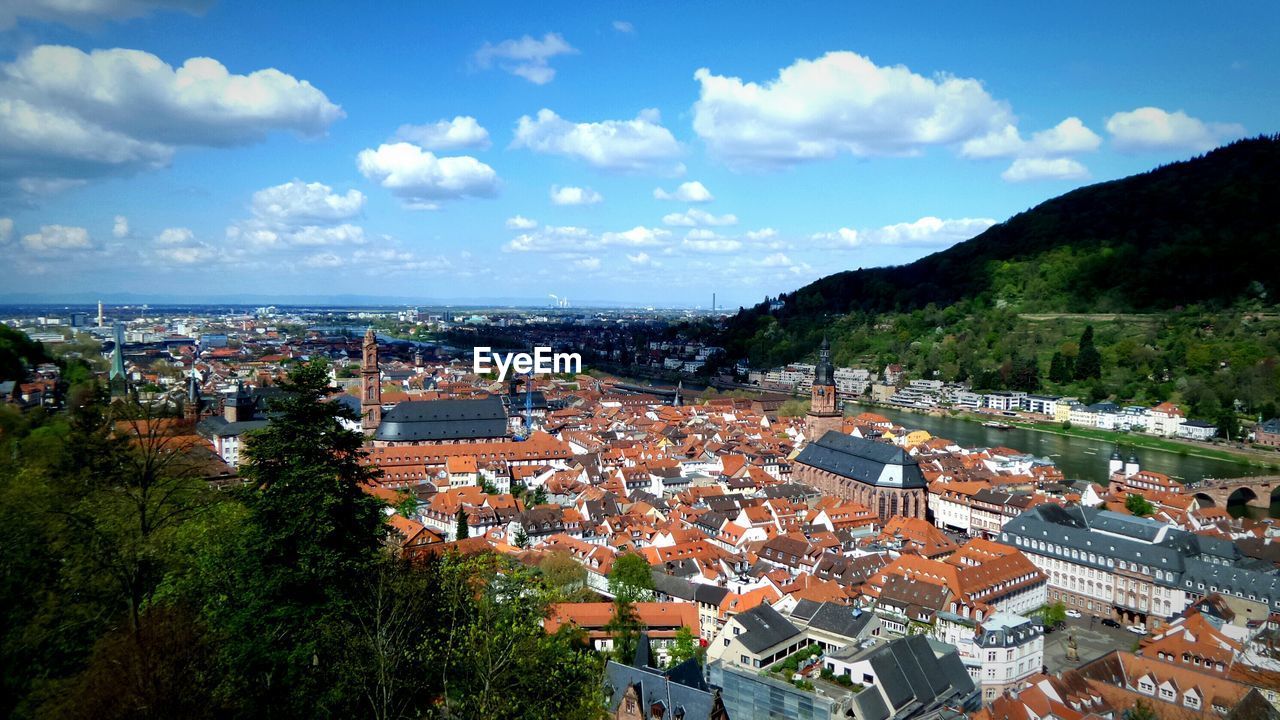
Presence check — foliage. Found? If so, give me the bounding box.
[604,596,644,664]
[668,625,700,667]
[0,325,53,381]
[1034,602,1068,628]
[539,549,588,599]
[0,359,607,719]
[1127,698,1160,720]
[456,507,470,539]
[513,526,529,549]
[1126,493,1156,517]
[777,398,811,417]
[608,552,655,602]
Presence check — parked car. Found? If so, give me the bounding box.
[1126,624,1149,635]
[1101,618,1122,629]
[1065,609,1082,619]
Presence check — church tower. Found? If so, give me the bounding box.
[361,328,382,433]
[805,337,841,440]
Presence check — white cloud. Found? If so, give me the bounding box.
[112,215,129,238]
[1000,157,1089,182]
[506,215,538,230]
[302,252,343,269]
[474,33,577,85]
[512,108,682,173]
[394,116,491,151]
[356,142,498,209]
[682,234,742,253]
[654,180,713,203]
[351,248,453,273]
[612,20,634,34]
[626,252,652,265]
[0,45,341,195]
[813,216,996,248]
[599,226,670,247]
[961,117,1101,159]
[229,222,366,248]
[0,0,207,30]
[22,224,93,253]
[155,227,194,245]
[550,185,603,206]
[693,51,1012,167]
[503,225,592,253]
[1105,107,1245,153]
[573,257,601,271]
[745,227,777,240]
[662,208,738,227]
[0,217,13,245]
[250,180,364,223]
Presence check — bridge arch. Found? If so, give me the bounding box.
[1226,487,1260,506]
[1193,492,1216,507]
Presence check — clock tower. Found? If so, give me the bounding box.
[805,337,841,439]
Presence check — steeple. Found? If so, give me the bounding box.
[361,328,382,434]
[814,335,834,387]
[806,335,841,439]
[185,339,202,421]
[674,380,683,407]
[109,322,128,397]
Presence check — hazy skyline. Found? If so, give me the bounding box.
[1,1,1274,306]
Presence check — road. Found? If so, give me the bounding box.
[1043,615,1144,674]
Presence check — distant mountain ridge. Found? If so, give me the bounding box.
[723,135,1280,350]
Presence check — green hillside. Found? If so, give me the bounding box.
[718,136,1280,423]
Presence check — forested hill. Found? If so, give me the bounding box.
[721,135,1280,357]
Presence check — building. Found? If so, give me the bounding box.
[604,634,729,720]
[805,338,843,440]
[793,433,928,521]
[372,396,510,446]
[827,635,980,720]
[1148,402,1186,437]
[705,602,806,671]
[933,610,1043,701]
[1256,418,1280,448]
[1178,419,1218,440]
[999,504,1280,629]
[360,328,381,432]
[196,384,272,466]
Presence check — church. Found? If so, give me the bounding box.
[359,328,513,447]
[792,431,929,521]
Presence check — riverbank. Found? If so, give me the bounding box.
[846,399,1280,470]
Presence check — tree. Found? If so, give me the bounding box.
[199,359,388,716]
[513,526,529,549]
[1049,351,1075,384]
[456,507,470,540]
[1034,602,1067,629]
[539,549,587,599]
[530,486,548,506]
[1126,493,1156,517]
[604,596,644,664]
[608,552,655,603]
[1218,410,1239,441]
[668,625,700,667]
[1075,325,1102,380]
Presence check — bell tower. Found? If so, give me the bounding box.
[806,336,841,440]
[361,328,382,433]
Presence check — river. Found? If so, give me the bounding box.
[839,402,1279,518]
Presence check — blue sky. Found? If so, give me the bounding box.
[1,1,1275,307]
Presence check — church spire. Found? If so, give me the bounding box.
[361,328,382,434]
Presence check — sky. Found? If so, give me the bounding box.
[0,1,1276,308]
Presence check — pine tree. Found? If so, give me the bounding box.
[1049,351,1075,384]
[1075,325,1102,380]
[455,507,470,539]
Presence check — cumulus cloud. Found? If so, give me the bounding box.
[229,222,366,248]
[813,216,996,248]
[1,217,13,245]
[961,117,1101,159]
[573,257,601,271]
[356,142,498,209]
[550,185,603,206]
[654,180,713,203]
[1000,157,1089,182]
[21,224,93,253]
[662,208,738,227]
[506,215,538,230]
[150,226,218,265]
[682,234,742,253]
[612,20,634,33]
[1105,107,1245,153]
[745,227,777,240]
[250,180,364,224]
[692,51,1012,167]
[626,252,653,265]
[0,45,342,196]
[0,0,208,30]
[474,33,577,85]
[512,108,682,173]
[393,116,491,151]
[504,224,671,253]
[302,252,343,269]
[112,215,129,238]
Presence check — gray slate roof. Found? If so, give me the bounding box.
[734,603,802,653]
[375,397,508,442]
[795,431,926,489]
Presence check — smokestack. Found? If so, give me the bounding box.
[712,292,716,313]
[97,301,103,328]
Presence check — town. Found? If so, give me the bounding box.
[4,303,1278,720]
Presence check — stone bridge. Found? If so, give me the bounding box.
[1189,476,1280,509]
